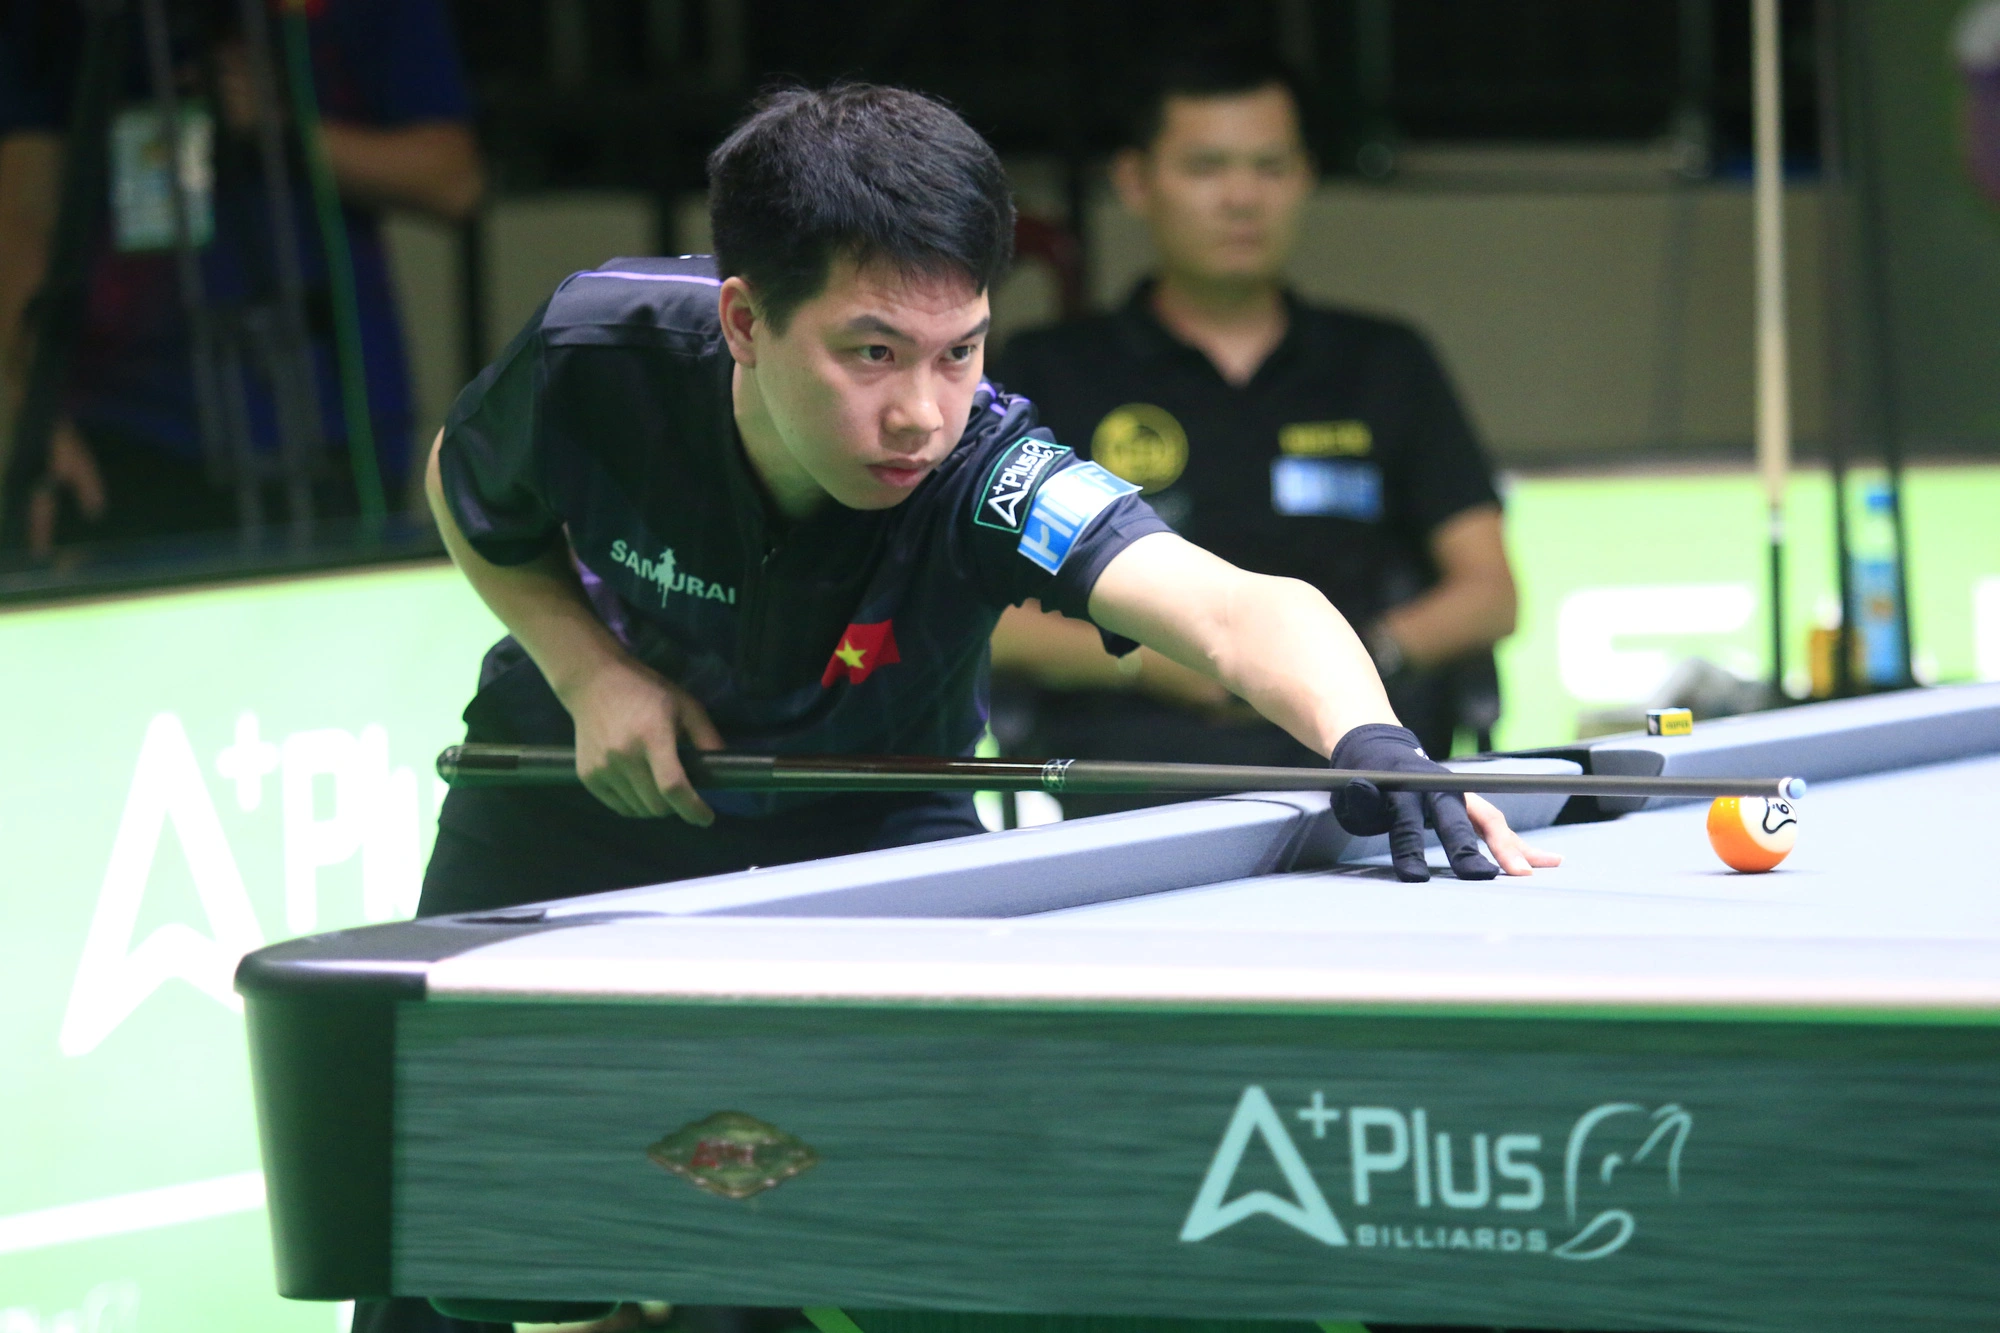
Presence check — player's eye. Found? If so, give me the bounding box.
[944,343,977,363]
[857,344,893,364]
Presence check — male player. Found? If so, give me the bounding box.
[423,82,1556,929]
[387,81,1558,1333]
[993,53,1517,788]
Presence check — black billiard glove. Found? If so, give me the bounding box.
[1329,723,1499,883]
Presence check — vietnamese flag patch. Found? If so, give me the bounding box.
[821,620,901,687]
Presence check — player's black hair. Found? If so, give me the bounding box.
[1122,49,1308,152]
[707,83,1016,332]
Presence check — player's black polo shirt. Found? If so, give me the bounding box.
[995,283,1499,628]
[437,256,1169,816]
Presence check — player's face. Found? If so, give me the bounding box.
[745,257,990,511]
[1119,85,1312,285]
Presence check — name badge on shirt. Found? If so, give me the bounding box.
[1018,462,1140,574]
[1271,457,1383,521]
[110,105,215,253]
[1279,420,1373,457]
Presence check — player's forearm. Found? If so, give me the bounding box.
[1091,535,1396,755]
[1379,571,1517,668]
[1209,576,1398,754]
[322,121,483,222]
[425,433,632,705]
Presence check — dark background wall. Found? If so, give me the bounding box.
[448,0,1824,237]
[393,0,1994,469]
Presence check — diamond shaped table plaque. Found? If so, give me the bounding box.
[646,1111,819,1200]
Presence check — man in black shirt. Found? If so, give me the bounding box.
[424,81,1556,923]
[993,54,1519,784]
[381,78,1559,1333]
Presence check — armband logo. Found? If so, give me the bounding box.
[975,435,1071,533]
[1017,462,1141,575]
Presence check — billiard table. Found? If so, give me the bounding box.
[238,683,2000,1333]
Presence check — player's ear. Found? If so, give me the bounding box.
[1109,148,1152,217]
[718,276,761,367]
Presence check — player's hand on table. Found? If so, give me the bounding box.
[1329,723,1560,882]
[563,655,723,825]
[517,1300,672,1333]
[1463,791,1562,877]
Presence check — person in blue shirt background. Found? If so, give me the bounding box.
[0,0,482,553]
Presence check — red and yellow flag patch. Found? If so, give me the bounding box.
[821,620,900,687]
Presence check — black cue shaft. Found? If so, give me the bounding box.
[436,744,1807,802]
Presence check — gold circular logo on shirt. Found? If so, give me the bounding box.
[1091,403,1189,494]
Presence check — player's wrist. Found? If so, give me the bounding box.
[542,630,650,712]
[1330,722,1429,768]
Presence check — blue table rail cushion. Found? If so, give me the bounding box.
[236,684,2000,1333]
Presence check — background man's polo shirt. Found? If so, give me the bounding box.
[996,285,1501,630]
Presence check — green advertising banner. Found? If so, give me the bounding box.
[0,564,500,1333]
[0,463,1995,1329]
[1493,464,2000,749]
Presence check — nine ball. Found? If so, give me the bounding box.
[1706,795,1799,873]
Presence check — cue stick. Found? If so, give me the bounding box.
[437,744,1808,803]
[1753,0,1793,700]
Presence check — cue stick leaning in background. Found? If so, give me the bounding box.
[436,744,1808,803]
[1753,0,1793,699]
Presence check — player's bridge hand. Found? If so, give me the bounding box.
[1328,723,1563,883]
[564,655,723,825]
[1463,791,1563,878]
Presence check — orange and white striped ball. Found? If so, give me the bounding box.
[1706,796,1800,872]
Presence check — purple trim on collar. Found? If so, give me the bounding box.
[587,271,723,286]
